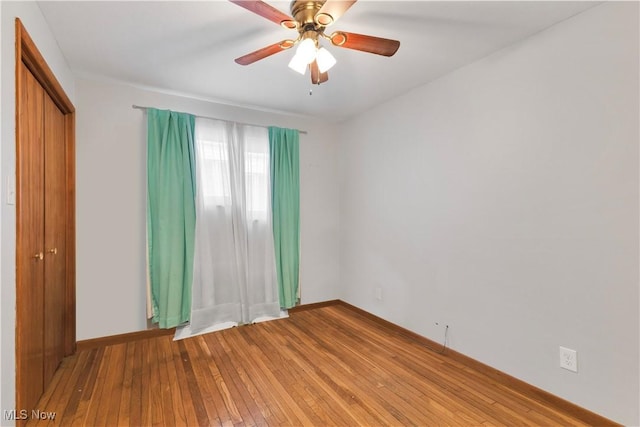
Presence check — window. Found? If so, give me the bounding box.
[195,121,271,220]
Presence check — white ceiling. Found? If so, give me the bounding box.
[38,1,599,121]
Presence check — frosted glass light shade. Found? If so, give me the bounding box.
[316,47,336,73]
[296,38,317,64]
[288,54,308,74]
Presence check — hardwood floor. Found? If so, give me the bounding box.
[29,304,611,426]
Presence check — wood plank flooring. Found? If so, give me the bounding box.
[29,304,604,426]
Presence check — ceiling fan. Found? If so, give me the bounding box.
[229,0,400,84]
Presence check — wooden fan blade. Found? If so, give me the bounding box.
[229,1,296,28]
[314,0,357,26]
[330,31,400,56]
[310,60,329,85]
[235,40,292,65]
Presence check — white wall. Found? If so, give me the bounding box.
[74,78,340,340]
[0,2,76,424]
[338,2,638,425]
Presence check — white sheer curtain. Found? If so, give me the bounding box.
[176,118,281,339]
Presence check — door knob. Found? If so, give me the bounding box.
[34,252,43,261]
[48,248,57,255]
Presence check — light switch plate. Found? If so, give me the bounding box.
[7,174,15,205]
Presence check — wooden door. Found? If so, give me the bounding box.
[16,63,46,413]
[15,18,77,420]
[16,63,68,413]
[43,91,66,386]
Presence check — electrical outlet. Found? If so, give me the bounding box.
[559,346,578,372]
[375,287,383,301]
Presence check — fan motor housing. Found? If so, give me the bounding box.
[290,0,326,25]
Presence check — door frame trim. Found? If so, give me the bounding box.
[15,17,76,415]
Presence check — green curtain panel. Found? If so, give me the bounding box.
[147,109,197,328]
[269,127,300,309]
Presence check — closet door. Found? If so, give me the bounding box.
[16,20,76,420]
[17,63,46,412]
[43,91,66,386]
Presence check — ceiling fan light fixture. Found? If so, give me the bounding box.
[288,53,308,75]
[230,0,401,84]
[316,47,336,73]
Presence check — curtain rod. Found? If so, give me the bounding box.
[132,105,307,135]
